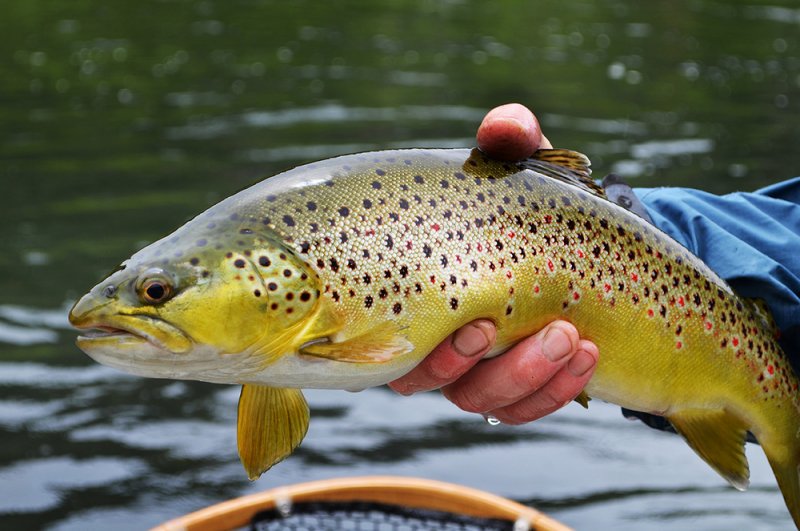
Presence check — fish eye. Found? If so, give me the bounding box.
[136,268,174,305]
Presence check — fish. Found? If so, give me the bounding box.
[69,147,800,526]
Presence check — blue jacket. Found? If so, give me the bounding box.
[637,177,800,371]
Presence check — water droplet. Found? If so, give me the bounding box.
[484,415,501,426]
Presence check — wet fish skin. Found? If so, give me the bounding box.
[69,148,800,526]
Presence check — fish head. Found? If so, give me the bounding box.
[69,219,322,383]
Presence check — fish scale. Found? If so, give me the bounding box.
[69,148,800,526]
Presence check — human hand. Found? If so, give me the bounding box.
[388,320,598,424]
[387,103,600,424]
[476,102,553,161]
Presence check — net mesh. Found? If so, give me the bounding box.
[250,500,526,531]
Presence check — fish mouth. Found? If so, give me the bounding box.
[73,314,193,354]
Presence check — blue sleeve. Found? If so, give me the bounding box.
[634,177,800,364]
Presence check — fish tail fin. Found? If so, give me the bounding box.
[762,432,800,527]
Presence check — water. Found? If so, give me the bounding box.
[2,0,799,529]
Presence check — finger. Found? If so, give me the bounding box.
[476,103,544,161]
[441,321,580,413]
[388,320,496,396]
[488,339,599,425]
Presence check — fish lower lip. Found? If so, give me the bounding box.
[81,326,136,339]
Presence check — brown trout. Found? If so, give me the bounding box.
[69,148,800,526]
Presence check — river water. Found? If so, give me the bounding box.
[2,1,799,529]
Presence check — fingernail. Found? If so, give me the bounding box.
[542,327,571,361]
[452,321,492,357]
[568,350,595,376]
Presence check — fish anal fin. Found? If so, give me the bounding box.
[299,321,413,363]
[523,149,602,196]
[667,408,750,491]
[574,390,591,409]
[237,384,309,480]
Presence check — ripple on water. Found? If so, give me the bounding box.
[0,457,145,513]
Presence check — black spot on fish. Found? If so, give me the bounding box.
[375,169,386,176]
[190,257,200,266]
[363,199,373,209]
[306,201,317,211]
[234,259,246,268]
[196,239,207,247]
[283,269,292,277]
[440,179,449,189]
[338,207,350,218]
[372,181,382,190]
[347,259,357,270]
[393,302,402,314]
[268,282,278,291]
[300,291,311,302]
[414,175,424,184]
[329,258,340,273]
[399,199,409,210]
[283,215,295,227]
[450,298,459,310]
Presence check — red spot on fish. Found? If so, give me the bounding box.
[366,229,375,236]
[732,337,740,347]
[768,365,775,375]
[477,243,483,252]
[406,241,413,250]
[324,236,331,244]
[677,296,685,307]
[506,271,512,279]
[544,215,553,223]
[676,341,683,350]
[630,273,638,282]
[430,275,436,284]
[431,223,441,231]
[507,231,515,238]
[533,285,540,294]
[647,308,654,318]
[573,291,580,301]
[456,255,462,263]
[576,249,585,259]
[704,321,713,330]
[604,283,611,293]
[547,259,555,272]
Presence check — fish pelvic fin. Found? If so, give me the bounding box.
[299,320,413,363]
[574,390,591,409]
[761,430,800,527]
[666,408,750,491]
[237,384,309,480]
[523,149,602,196]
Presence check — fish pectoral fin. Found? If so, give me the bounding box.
[666,408,750,491]
[237,384,309,480]
[573,390,591,409]
[299,321,413,363]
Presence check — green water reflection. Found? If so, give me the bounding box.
[1,0,798,529]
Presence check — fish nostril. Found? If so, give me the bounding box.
[102,285,118,298]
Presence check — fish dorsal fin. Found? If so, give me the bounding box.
[299,321,413,363]
[237,384,309,480]
[521,149,603,196]
[667,408,750,490]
